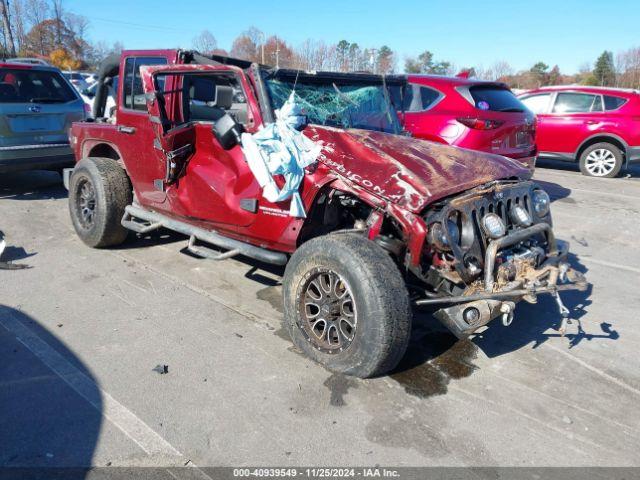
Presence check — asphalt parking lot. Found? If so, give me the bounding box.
[1,164,640,469]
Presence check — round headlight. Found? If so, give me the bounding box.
[481,213,506,239]
[532,189,550,217]
[510,204,532,227]
[428,222,450,251]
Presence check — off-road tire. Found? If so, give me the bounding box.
[69,157,132,248]
[579,142,623,178]
[283,233,411,378]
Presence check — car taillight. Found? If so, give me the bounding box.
[84,103,91,116]
[456,117,504,130]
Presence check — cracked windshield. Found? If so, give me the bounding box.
[265,77,402,134]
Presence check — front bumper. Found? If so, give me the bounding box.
[0,143,75,173]
[415,223,588,338]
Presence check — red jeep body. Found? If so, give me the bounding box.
[69,51,528,265]
[66,50,586,378]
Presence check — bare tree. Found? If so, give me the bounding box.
[22,0,48,55]
[192,29,217,54]
[51,0,62,44]
[296,39,316,70]
[0,0,16,55]
[10,0,27,52]
[616,47,640,89]
[483,61,513,81]
[24,0,48,27]
[65,11,89,58]
[230,27,263,63]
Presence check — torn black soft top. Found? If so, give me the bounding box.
[92,53,121,118]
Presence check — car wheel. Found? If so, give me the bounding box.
[69,157,132,248]
[283,233,411,378]
[579,143,623,178]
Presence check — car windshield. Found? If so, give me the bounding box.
[265,76,402,134]
[0,68,77,103]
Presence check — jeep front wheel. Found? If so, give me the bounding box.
[283,233,411,378]
[69,157,132,248]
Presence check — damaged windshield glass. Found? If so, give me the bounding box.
[264,76,402,134]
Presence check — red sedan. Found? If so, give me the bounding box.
[391,75,536,171]
[519,86,640,177]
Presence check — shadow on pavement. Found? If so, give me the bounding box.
[0,305,101,474]
[534,179,572,202]
[473,253,612,357]
[391,251,605,397]
[0,171,67,201]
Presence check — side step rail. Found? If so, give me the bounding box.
[121,211,163,234]
[121,205,288,266]
[187,236,240,261]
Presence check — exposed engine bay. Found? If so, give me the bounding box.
[415,180,587,338]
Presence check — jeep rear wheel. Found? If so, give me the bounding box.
[283,233,411,378]
[579,142,623,178]
[69,157,132,248]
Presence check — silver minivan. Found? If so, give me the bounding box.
[0,62,86,174]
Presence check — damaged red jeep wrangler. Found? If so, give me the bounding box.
[66,51,586,378]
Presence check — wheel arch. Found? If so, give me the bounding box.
[576,134,628,163]
[82,141,125,168]
[298,177,422,266]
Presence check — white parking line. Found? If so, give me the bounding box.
[570,187,640,201]
[0,306,181,457]
[581,257,640,275]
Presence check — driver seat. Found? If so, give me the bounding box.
[188,79,234,122]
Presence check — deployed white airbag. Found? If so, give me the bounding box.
[241,92,321,217]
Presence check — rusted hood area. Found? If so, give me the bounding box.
[306,126,530,212]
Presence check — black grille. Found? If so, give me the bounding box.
[471,192,532,246]
[422,181,538,281]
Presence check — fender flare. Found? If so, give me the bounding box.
[81,140,126,168]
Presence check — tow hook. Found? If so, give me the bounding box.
[553,290,571,335]
[559,262,569,282]
[500,301,516,326]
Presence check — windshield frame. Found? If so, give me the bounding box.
[260,69,404,135]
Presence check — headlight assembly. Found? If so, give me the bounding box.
[481,213,506,239]
[428,222,450,251]
[510,204,533,227]
[532,189,550,217]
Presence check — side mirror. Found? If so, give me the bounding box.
[213,113,242,150]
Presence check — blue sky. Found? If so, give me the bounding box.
[64,0,638,73]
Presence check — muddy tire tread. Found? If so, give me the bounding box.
[69,157,132,248]
[283,233,411,378]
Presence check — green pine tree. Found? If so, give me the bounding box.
[593,51,616,86]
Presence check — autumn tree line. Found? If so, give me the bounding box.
[2,1,639,90]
